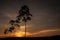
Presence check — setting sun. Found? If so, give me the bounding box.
[13,31,32,37]
[14,32,25,37]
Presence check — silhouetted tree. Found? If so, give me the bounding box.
[19,5,32,37]
[4,5,32,37]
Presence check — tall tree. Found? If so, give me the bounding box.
[19,5,32,37]
[4,5,32,37]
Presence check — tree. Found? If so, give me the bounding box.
[4,5,32,37]
[19,5,32,37]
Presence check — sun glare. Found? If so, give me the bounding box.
[14,32,25,37]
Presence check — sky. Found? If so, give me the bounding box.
[0,0,60,37]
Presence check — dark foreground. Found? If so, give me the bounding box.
[0,35,60,40]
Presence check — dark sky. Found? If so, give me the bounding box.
[0,0,60,37]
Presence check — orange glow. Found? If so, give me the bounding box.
[14,31,32,37]
[14,31,25,37]
[13,26,32,37]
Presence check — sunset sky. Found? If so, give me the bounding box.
[0,0,60,37]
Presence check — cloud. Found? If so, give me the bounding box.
[28,29,60,37]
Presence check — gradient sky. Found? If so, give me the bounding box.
[0,0,60,37]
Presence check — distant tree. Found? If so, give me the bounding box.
[19,5,32,37]
[4,5,32,37]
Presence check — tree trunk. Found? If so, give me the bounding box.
[25,21,26,37]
